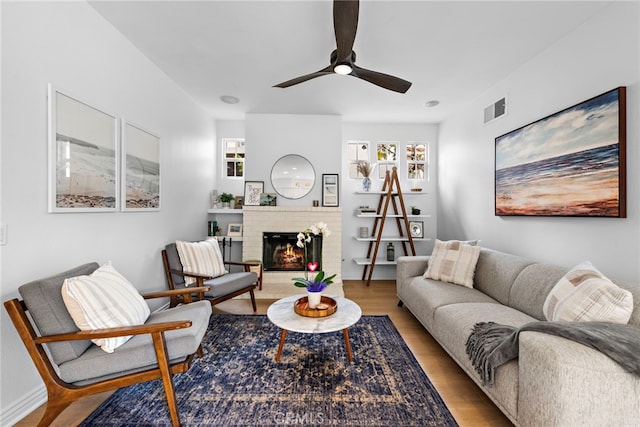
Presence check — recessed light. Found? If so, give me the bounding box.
[424,100,440,108]
[220,95,239,104]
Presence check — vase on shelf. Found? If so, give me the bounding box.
[362,177,371,192]
[307,290,322,309]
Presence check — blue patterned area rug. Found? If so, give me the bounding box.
[81,315,457,426]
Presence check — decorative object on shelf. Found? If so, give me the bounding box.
[220,192,234,208]
[208,221,217,237]
[210,190,219,208]
[495,86,626,218]
[259,193,277,206]
[359,227,369,238]
[227,223,243,237]
[410,180,423,192]
[409,221,424,238]
[356,161,373,192]
[322,173,339,207]
[244,181,264,206]
[411,206,421,215]
[292,222,336,308]
[313,200,319,207]
[234,196,244,209]
[386,242,395,261]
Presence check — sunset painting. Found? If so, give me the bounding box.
[495,87,626,217]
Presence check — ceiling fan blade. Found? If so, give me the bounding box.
[333,0,359,63]
[351,64,412,93]
[273,66,334,88]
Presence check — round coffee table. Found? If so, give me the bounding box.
[267,294,362,362]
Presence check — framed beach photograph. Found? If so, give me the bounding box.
[121,121,160,211]
[48,84,118,212]
[495,87,626,217]
[259,193,277,206]
[227,223,243,237]
[244,180,264,206]
[322,173,339,207]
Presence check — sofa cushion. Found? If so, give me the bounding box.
[424,239,481,288]
[433,302,537,420]
[473,248,535,306]
[508,263,569,320]
[543,261,633,324]
[401,276,500,327]
[176,240,228,285]
[62,262,151,353]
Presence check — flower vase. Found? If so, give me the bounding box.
[362,177,371,192]
[307,290,322,309]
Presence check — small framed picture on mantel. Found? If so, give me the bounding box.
[322,174,339,207]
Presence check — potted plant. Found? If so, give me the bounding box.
[411,206,421,215]
[220,192,234,208]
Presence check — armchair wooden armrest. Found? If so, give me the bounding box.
[142,286,211,303]
[34,320,192,344]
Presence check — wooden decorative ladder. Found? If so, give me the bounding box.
[360,167,416,286]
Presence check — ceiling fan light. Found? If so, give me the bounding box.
[334,64,352,75]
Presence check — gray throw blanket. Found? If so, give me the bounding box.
[465,321,640,386]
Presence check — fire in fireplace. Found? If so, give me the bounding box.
[263,232,322,271]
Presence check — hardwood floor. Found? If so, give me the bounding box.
[16,280,512,426]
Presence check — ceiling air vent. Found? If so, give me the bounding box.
[484,97,507,124]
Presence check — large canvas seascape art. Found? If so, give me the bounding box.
[495,87,626,217]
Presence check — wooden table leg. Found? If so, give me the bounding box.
[342,328,353,362]
[275,329,287,362]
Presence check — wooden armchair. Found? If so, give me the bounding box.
[4,262,212,426]
[162,242,259,311]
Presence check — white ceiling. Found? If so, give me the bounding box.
[89,0,611,123]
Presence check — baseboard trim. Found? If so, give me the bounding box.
[1,384,46,426]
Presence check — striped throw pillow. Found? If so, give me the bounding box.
[176,240,228,286]
[423,239,481,288]
[61,262,150,353]
[543,261,633,323]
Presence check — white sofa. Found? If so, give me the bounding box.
[396,247,640,427]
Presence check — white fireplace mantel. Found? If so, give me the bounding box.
[242,206,342,285]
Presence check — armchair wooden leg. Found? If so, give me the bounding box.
[250,289,257,313]
[152,331,181,427]
[37,396,73,427]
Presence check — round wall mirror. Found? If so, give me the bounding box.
[270,154,315,199]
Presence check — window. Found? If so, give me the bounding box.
[406,142,428,180]
[223,139,245,178]
[347,141,370,179]
[376,142,398,179]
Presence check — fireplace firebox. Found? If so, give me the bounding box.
[262,232,322,271]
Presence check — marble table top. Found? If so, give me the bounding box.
[267,294,362,334]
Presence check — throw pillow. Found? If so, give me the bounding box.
[61,262,150,353]
[423,239,481,288]
[176,239,228,286]
[543,261,633,324]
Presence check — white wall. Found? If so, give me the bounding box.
[245,113,342,206]
[341,122,438,279]
[438,1,640,283]
[0,2,216,423]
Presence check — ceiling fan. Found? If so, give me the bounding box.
[274,0,412,94]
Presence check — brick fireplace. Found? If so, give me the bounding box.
[242,206,342,287]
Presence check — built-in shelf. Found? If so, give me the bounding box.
[207,236,243,242]
[353,236,432,242]
[207,208,243,214]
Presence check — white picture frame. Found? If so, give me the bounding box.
[244,181,264,206]
[48,84,119,213]
[227,223,243,237]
